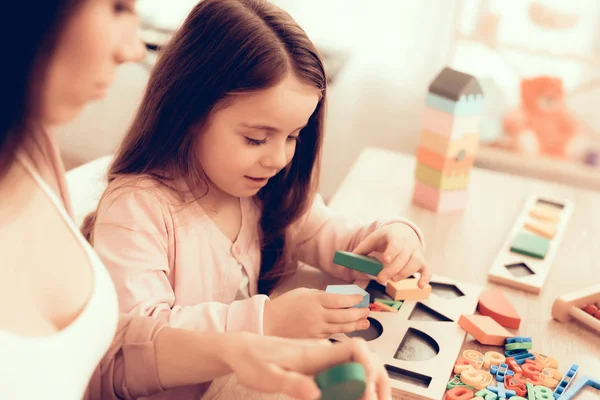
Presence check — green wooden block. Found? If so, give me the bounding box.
[315,362,366,400]
[510,232,550,260]
[415,162,470,190]
[333,250,383,276]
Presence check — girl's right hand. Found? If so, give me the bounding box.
[263,287,371,338]
[223,333,392,400]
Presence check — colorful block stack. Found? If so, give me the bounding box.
[412,67,484,213]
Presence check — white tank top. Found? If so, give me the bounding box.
[0,158,119,400]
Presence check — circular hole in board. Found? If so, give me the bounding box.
[346,317,383,342]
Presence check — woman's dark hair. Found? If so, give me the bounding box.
[0,1,82,178]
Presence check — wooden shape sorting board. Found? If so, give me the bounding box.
[331,275,482,400]
[488,196,574,294]
[552,284,600,334]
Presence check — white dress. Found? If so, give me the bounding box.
[0,158,119,400]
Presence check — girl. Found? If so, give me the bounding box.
[0,0,390,399]
[86,0,429,339]
[86,0,429,396]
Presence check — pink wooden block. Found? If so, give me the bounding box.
[412,181,468,213]
[422,107,481,139]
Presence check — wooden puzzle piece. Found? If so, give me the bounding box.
[477,288,521,329]
[418,129,479,158]
[412,181,468,213]
[325,284,369,308]
[314,362,366,400]
[457,314,514,346]
[421,106,481,139]
[342,274,481,400]
[373,300,399,313]
[488,196,574,294]
[524,218,557,239]
[510,232,549,260]
[551,284,600,333]
[368,302,384,312]
[374,298,403,310]
[333,250,383,276]
[415,162,470,191]
[426,92,484,116]
[386,279,432,301]
[529,202,562,222]
[416,146,475,173]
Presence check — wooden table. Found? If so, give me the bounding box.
[326,147,600,398]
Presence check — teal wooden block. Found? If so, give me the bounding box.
[425,92,484,116]
[326,285,369,308]
[333,250,383,276]
[510,232,550,260]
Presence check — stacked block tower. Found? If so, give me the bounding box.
[412,67,484,213]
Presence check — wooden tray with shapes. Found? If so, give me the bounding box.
[333,275,481,400]
[488,196,574,294]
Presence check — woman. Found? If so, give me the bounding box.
[0,1,390,400]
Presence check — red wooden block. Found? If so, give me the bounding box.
[477,288,521,329]
[369,303,384,312]
[595,310,600,320]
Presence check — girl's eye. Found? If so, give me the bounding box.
[288,135,300,143]
[114,1,134,14]
[245,137,268,146]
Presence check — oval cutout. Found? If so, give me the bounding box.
[346,317,383,342]
[394,328,439,362]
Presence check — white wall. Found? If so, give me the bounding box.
[58,1,459,200]
[271,0,458,198]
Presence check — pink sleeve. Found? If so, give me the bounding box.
[291,194,424,279]
[85,315,168,400]
[93,187,267,335]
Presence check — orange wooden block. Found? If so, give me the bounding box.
[368,303,384,312]
[477,288,521,329]
[457,314,514,346]
[524,218,557,239]
[415,146,475,173]
[385,279,432,301]
[418,129,479,158]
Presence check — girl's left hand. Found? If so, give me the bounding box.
[352,223,431,288]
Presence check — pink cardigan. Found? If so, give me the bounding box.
[92,176,424,337]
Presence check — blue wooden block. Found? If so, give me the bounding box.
[560,375,600,400]
[425,92,484,116]
[326,285,369,308]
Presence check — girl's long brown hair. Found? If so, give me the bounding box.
[83,0,327,294]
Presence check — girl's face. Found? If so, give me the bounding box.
[197,74,320,199]
[42,0,146,126]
